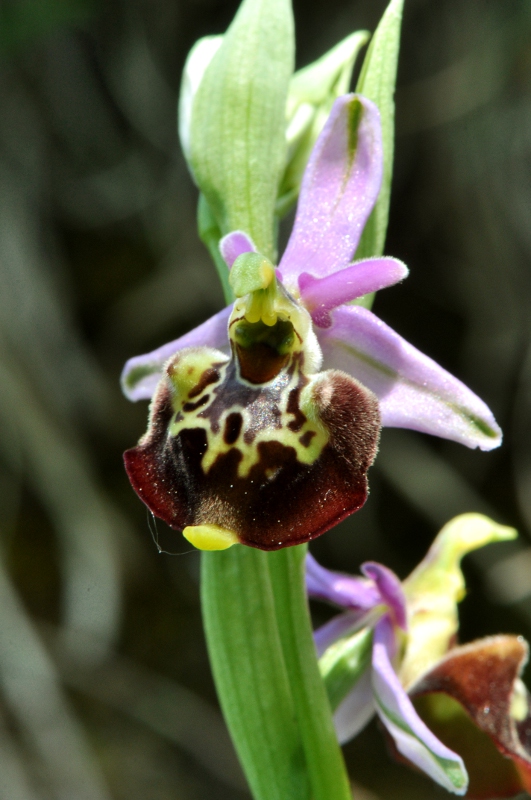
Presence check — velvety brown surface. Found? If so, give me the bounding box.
[411,636,531,797]
[125,355,381,549]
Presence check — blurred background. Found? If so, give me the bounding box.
[0,0,531,797]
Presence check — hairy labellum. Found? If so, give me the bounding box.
[125,260,380,550]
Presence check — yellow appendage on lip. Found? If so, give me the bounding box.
[230,252,279,326]
[183,524,239,551]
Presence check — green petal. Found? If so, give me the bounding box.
[400,514,518,688]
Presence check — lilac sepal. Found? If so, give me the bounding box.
[318,305,502,451]
[372,618,468,795]
[306,553,380,611]
[121,304,232,401]
[299,257,408,329]
[314,611,373,657]
[279,94,383,287]
[362,562,407,631]
[219,230,256,268]
[334,667,375,745]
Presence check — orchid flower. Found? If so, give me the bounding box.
[307,514,531,798]
[122,94,501,552]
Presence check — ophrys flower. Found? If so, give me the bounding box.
[122,95,501,551]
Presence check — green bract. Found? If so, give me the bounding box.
[188,0,294,260]
[355,0,404,263]
[277,31,370,216]
[180,27,372,234]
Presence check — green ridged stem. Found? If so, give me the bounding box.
[269,544,353,800]
[197,194,232,302]
[201,547,311,800]
[198,1,405,796]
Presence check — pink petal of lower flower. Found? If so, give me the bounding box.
[279,94,383,288]
[314,611,372,657]
[299,258,408,328]
[362,562,407,631]
[121,305,232,401]
[372,618,468,795]
[334,667,375,744]
[318,305,502,451]
[219,230,256,268]
[306,553,381,611]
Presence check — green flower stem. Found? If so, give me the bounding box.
[269,544,353,800]
[355,0,404,262]
[201,547,311,800]
[197,0,357,790]
[200,278,314,799]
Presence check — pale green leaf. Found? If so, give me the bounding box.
[190,0,294,260]
[277,31,369,215]
[355,0,404,261]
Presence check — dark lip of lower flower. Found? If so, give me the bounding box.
[409,636,531,799]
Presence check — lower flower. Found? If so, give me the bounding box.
[308,514,531,797]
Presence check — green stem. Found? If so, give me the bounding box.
[269,545,353,800]
[201,547,312,800]
[199,78,350,797]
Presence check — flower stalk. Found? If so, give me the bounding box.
[200,184,353,798]
[268,546,353,800]
[198,2,405,792]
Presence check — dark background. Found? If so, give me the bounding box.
[1,0,531,797]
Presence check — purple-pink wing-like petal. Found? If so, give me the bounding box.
[299,258,408,328]
[121,305,232,401]
[314,611,372,657]
[372,618,468,795]
[318,305,502,451]
[219,230,257,268]
[306,553,380,611]
[279,94,383,287]
[334,666,375,744]
[362,562,407,631]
